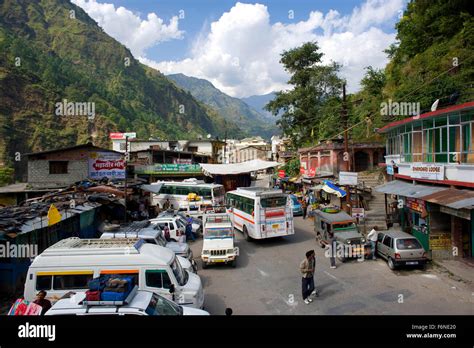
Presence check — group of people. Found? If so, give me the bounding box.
[299,225,379,305]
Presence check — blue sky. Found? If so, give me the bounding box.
[73,0,407,97]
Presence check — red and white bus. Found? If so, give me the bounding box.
[225,187,294,241]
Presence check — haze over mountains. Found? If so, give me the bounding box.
[167,74,279,139]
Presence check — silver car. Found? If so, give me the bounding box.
[376,231,427,270]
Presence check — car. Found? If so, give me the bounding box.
[376,231,428,270]
[46,288,209,316]
[289,194,303,216]
[157,211,202,236]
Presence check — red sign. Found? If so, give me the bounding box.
[300,167,306,174]
[308,168,316,177]
[278,170,286,178]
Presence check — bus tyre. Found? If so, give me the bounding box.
[243,226,251,241]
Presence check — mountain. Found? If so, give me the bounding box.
[0,0,243,180]
[241,92,279,121]
[167,73,280,139]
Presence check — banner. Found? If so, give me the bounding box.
[47,204,62,226]
[88,152,125,179]
[410,164,444,180]
[109,132,136,140]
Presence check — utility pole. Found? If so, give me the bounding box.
[124,135,129,223]
[341,83,351,214]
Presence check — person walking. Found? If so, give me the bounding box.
[302,198,308,220]
[300,250,317,304]
[163,199,171,211]
[367,226,378,260]
[163,225,171,242]
[185,217,195,242]
[33,290,52,315]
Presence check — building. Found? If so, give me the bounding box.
[299,140,386,178]
[376,101,474,261]
[271,136,294,163]
[224,137,271,164]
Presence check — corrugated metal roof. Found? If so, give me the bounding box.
[375,180,446,198]
[421,189,474,210]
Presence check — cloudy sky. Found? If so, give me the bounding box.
[72,0,407,98]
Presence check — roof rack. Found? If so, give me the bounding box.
[81,285,139,307]
[42,237,144,256]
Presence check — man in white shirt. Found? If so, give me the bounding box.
[367,226,378,260]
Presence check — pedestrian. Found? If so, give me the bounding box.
[163,225,171,242]
[163,199,171,211]
[302,199,308,219]
[185,216,195,242]
[367,226,378,260]
[327,232,337,269]
[300,250,317,304]
[33,290,52,315]
[177,230,186,244]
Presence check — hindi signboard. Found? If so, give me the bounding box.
[135,164,202,175]
[109,132,137,140]
[88,152,125,179]
[410,164,444,180]
[339,171,358,186]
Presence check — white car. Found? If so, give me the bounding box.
[46,289,209,316]
[201,213,239,268]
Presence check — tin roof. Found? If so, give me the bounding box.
[375,180,446,198]
[420,189,474,210]
[314,210,354,223]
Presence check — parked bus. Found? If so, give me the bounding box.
[225,187,294,241]
[151,179,225,210]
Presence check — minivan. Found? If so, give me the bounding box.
[376,231,428,270]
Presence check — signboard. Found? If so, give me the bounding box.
[173,158,192,164]
[278,170,286,178]
[339,171,358,186]
[352,208,365,218]
[300,166,306,174]
[406,197,426,214]
[109,132,137,140]
[429,233,451,250]
[135,164,202,175]
[88,152,125,179]
[410,164,444,180]
[387,165,394,175]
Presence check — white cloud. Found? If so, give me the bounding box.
[72,0,184,57]
[75,0,405,98]
[151,0,404,97]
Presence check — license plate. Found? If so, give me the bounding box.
[406,261,418,265]
[213,259,225,263]
[272,224,279,229]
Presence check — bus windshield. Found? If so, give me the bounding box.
[205,228,233,239]
[261,196,287,208]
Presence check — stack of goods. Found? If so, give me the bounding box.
[86,275,135,302]
[8,299,42,315]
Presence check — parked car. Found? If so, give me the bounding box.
[314,208,366,261]
[376,231,428,270]
[289,194,303,216]
[46,289,209,316]
[157,211,202,236]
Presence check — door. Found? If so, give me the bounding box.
[381,235,393,258]
[143,269,174,301]
[376,233,386,257]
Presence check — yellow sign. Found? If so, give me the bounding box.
[47,204,62,226]
[429,234,451,250]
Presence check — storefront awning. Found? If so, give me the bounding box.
[322,180,346,198]
[375,180,446,198]
[421,189,474,210]
[199,159,280,176]
[140,183,164,194]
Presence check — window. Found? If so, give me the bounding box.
[49,161,68,174]
[396,238,422,250]
[261,196,287,208]
[36,276,52,291]
[145,293,181,316]
[187,146,198,153]
[383,236,392,248]
[52,274,93,290]
[146,270,164,288]
[377,233,385,243]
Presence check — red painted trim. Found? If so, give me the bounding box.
[233,211,255,225]
[378,102,474,133]
[265,211,285,218]
[394,173,474,188]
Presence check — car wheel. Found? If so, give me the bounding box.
[230,259,236,268]
[388,257,396,270]
[243,226,251,241]
[202,262,208,269]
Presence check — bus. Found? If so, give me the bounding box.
[225,187,294,241]
[151,179,225,211]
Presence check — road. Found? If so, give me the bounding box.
[190,177,474,315]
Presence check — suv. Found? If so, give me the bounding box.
[149,216,187,241]
[376,231,427,270]
[158,211,202,235]
[46,289,209,316]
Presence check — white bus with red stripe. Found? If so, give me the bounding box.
[225,187,294,241]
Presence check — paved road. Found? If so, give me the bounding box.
[190,208,473,315]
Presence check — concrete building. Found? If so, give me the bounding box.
[376,101,474,261]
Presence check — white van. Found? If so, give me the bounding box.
[24,238,204,309]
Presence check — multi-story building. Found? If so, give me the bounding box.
[376,101,474,260]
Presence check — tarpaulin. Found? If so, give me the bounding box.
[199,159,280,176]
[322,180,346,198]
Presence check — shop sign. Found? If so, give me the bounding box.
[109,132,137,140]
[410,164,444,180]
[429,234,451,250]
[135,164,202,175]
[307,168,316,177]
[352,208,365,218]
[406,197,426,214]
[88,152,125,179]
[387,165,394,175]
[339,171,358,186]
[173,158,192,164]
